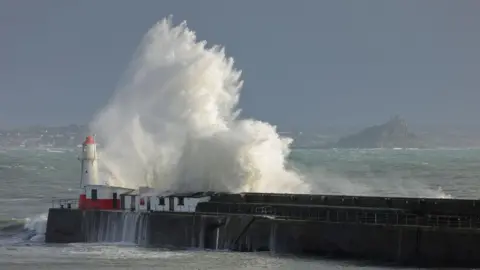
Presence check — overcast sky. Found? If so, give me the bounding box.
[1,0,479,130]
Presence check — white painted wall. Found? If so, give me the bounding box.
[172,197,210,212]
[152,196,170,212]
[80,143,98,186]
[127,195,210,212]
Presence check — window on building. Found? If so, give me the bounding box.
[159,197,165,206]
[91,189,97,200]
[178,197,184,206]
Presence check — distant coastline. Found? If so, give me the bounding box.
[0,124,87,149]
[2,120,480,150]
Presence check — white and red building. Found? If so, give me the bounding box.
[72,135,210,212]
[79,184,134,210]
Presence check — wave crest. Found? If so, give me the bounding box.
[90,17,310,194]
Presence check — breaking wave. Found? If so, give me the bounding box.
[88,16,450,199]
[90,16,310,194]
[0,213,47,244]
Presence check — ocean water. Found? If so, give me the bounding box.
[1,148,479,269]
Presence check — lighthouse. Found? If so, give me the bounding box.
[80,135,99,188]
[78,135,134,210]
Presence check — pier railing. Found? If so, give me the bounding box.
[197,202,480,230]
[51,198,79,209]
[210,193,480,216]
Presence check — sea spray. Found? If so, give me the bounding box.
[23,213,47,242]
[289,152,452,198]
[90,17,310,194]
[88,16,450,199]
[84,211,148,244]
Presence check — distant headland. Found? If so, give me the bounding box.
[1,117,480,150]
[332,116,425,149]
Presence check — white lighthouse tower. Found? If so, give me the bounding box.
[80,135,99,187]
[77,135,134,210]
[78,135,100,209]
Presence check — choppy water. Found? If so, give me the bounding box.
[1,148,479,269]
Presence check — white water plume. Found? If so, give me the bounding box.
[90,16,310,194]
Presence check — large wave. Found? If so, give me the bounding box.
[88,17,452,199]
[89,17,310,194]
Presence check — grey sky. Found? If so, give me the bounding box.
[1,0,479,130]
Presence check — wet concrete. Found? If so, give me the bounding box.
[46,208,480,267]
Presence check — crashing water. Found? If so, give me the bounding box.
[1,211,149,246]
[0,213,48,244]
[0,17,453,253]
[0,17,454,251]
[85,212,148,245]
[24,213,48,242]
[89,16,310,194]
[88,17,450,199]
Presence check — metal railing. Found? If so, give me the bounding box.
[197,202,480,230]
[51,198,79,209]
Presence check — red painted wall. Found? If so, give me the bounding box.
[78,194,120,210]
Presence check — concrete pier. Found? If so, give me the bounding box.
[46,193,480,267]
[45,208,84,243]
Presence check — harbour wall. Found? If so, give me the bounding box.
[210,192,480,216]
[45,208,84,243]
[45,208,149,244]
[46,208,480,267]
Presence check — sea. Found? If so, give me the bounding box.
[1,147,479,269]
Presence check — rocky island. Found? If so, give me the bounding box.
[333,116,424,149]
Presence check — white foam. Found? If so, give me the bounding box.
[86,212,148,244]
[0,243,189,262]
[64,245,187,259]
[24,213,47,234]
[23,213,48,242]
[87,16,449,199]
[90,16,310,194]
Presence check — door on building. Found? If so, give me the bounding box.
[169,197,175,211]
[130,196,135,211]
